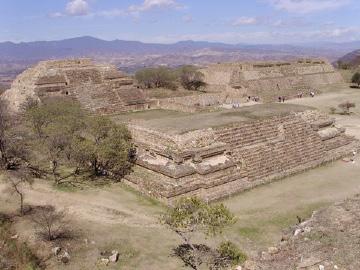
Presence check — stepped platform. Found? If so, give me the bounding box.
[1,58,150,114]
[119,104,360,204]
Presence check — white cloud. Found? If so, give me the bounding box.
[129,0,182,13]
[149,25,360,44]
[66,0,90,16]
[49,12,65,18]
[267,0,349,13]
[232,17,258,26]
[98,9,126,18]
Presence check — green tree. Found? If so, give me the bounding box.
[178,66,206,91]
[135,67,178,89]
[161,197,236,269]
[25,98,86,184]
[71,116,133,178]
[352,72,360,87]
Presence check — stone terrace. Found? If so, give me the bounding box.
[120,104,360,203]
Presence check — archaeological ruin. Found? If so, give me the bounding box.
[1,58,358,203]
[124,106,359,203]
[1,59,149,114]
[201,59,344,102]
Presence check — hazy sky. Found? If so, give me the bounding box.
[1,0,359,44]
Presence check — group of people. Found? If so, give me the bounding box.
[278,96,286,103]
[247,96,260,102]
[278,90,316,103]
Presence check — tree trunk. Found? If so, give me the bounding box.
[20,193,24,216]
[51,160,59,185]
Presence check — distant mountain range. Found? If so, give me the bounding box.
[0,36,359,75]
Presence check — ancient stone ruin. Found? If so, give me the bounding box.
[125,107,359,203]
[1,58,357,203]
[1,58,149,114]
[201,59,343,102]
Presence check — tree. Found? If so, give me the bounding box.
[0,99,29,170]
[5,170,34,216]
[25,98,86,184]
[135,67,178,89]
[71,116,133,178]
[178,66,206,91]
[352,72,360,87]
[338,101,356,115]
[31,205,68,241]
[161,197,236,269]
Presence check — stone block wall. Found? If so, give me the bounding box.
[155,93,245,113]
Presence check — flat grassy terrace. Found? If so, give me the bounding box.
[112,103,313,134]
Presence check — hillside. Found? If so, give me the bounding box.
[337,49,360,68]
[1,37,360,75]
[258,195,360,270]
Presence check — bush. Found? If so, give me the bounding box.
[135,67,178,90]
[352,72,360,87]
[31,205,69,241]
[0,213,41,269]
[217,241,247,266]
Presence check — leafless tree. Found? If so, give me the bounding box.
[31,205,68,241]
[5,170,34,215]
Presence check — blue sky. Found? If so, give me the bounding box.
[1,0,359,44]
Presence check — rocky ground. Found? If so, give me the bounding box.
[249,195,360,270]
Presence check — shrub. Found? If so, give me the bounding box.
[178,65,206,91]
[217,241,247,266]
[352,72,360,87]
[338,101,356,115]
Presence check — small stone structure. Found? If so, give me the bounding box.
[1,59,149,114]
[201,59,343,102]
[125,109,359,203]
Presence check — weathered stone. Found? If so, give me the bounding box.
[61,251,70,264]
[52,247,61,256]
[109,251,119,263]
[10,234,18,239]
[267,246,279,255]
[100,258,110,266]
